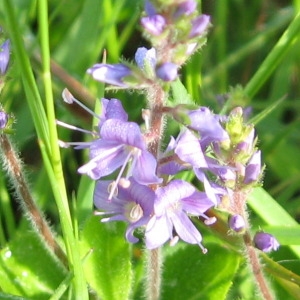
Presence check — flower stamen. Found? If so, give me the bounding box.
[62,88,100,119]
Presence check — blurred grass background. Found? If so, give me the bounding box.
[0,0,299,256]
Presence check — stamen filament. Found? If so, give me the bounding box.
[108,149,134,200]
[58,140,92,148]
[56,120,96,136]
[62,88,100,119]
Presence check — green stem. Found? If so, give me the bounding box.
[38,1,88,298]
[245,11,300,98]
[0,169,16,239]
[3,0,49,149]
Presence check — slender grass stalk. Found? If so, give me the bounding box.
[94,0,126,61]
[214,0,228,91]
[0,170,16,239]
[38,1,89,298]
[103,0,121,61]
[245,11,300,98]
[3,0,49,150]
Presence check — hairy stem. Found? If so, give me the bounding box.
[243,232,274,300]
[144,82,166,300]
[146,247,162,300]
[233,191,274,300]
[0,133,67,266]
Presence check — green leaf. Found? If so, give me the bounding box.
[248,187,300,257]
[0,232,67,299]
[0,292,28,299]
[262,225,300,245]
[161,243,240,300]
[170,78,195,106]
[80,216,132,300]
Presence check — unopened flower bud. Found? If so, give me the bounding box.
[155,63,178,81]
[141,15,166,36]
[0,111,8,129]
[135,47,156,77]
[87,63,131,87]
[254,232,280,253]
[189,15,210,38]
[0,40,10,75]
[228,214,245,232]
[244,150,261,184]
[218,168,236,188]
[174,0,197,18]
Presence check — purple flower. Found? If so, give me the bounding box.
[141,14,166,36]
[155,63,178,82]
[254,232,280,253]
[229,214,246,232]
[87,63,131,87]
[244,150,261,184]
[0,111,8,129]
[99,98,128,127]
[94,178,155,243]
[188,107,229,146]
[78,118,162,185]
[158,129,207,175]
[0,40,10,75]
[145,180,214,251]
[189,15,211,38]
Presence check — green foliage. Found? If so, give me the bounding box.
[161,243,240,300]
[80,216,132,300]
[0,231,67,299]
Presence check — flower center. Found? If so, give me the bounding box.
[125,202,144,223]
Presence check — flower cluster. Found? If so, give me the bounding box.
[87,0,211,88]
[58,0,279,253]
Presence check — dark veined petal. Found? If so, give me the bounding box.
[99,98,128,126]
[100,119,146,150]
[78,142,128,179]
[181,191,214,215]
